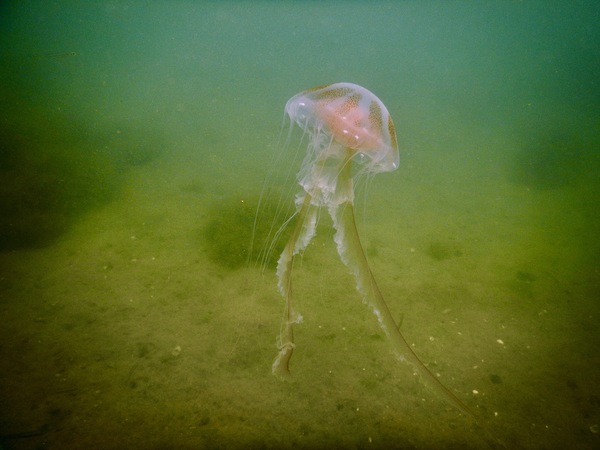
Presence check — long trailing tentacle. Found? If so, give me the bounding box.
[328,155,476,420]
[272,193,317,378]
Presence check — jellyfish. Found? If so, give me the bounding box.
[272,82,474,419]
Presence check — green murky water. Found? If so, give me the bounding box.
[1,1,599,448]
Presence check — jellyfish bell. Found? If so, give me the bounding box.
[285,82,399,178]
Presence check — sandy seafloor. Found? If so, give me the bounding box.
[0,1,599,449]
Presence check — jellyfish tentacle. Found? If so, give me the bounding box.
[328,153,475,419]
[273,193,317,378]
